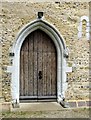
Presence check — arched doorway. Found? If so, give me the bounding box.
[20,29,57,101]
[11,19,68,106]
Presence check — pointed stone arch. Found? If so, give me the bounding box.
[10,19,68,106]
[78,16,90,40]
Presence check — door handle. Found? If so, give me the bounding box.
[38,71,42,79]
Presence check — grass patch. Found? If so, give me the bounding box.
[1,108,90,118]
[2,111,46,118]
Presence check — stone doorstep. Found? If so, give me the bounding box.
[11,102,64,112]
[1,100,91,112]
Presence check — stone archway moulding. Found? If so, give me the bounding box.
[9,19,70,107]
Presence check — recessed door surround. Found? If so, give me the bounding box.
[11,19,68,106]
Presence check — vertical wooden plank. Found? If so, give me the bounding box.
[33,30,38,96]
[37,30,43,97]
[33,52,37,96]
[42,52,46,96]
[28,33,34,96]
[42,32,47,96]
[20,47,24,96]
[48,52,52,95]
[46,38,50,96]
[23,38,29,96]
[46,39,48,96]
[51,52,57,96]
[42,31,47,96]
[50,40,56,96]
[49,40,52,96]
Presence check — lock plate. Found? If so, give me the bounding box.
[38,71,42,79]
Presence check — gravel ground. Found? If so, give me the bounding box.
[1,108,90,118]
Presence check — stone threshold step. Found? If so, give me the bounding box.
[11,102,63,112]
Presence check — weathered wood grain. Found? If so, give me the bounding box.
[20,29,57,100]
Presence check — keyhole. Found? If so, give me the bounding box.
[39,71,42,79]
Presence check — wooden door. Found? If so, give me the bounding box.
[20,29,57,101]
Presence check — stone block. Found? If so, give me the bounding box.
[86,101,91,107]
[2,102,11,112]
[68,102,77,107]
[78,101,86,107]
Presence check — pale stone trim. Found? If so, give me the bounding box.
[7,66,13,72]
[66,67,72,73]
[10,19,68,105]
[78,16,90,40]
